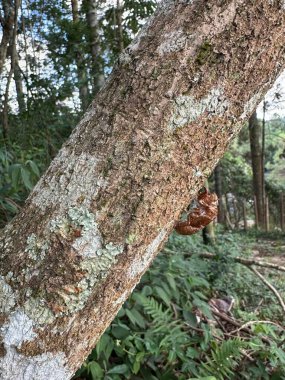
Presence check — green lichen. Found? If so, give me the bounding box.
[25,207,125,317]
[57,242,123,314]
[50,206,97,238]
[25,234,49,261]
[151,67,160,80]
[102,157,113,178]
[24,297,55,325]
[195,40,213,65]
[195,40,223,67]
[0,276,16,313]
[67,207,97,231]
[126,234,137,245]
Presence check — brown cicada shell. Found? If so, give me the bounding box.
[175,188,218,235]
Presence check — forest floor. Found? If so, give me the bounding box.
[250,236,285,265]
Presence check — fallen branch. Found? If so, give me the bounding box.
[163,248,285,272]
[230,320,285,335]
[249,267,285,315]
[211,309,272,344]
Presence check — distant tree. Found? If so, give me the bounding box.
[249,111,265,228]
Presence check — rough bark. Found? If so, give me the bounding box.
[249,111,265,228]
[1,0,285,378]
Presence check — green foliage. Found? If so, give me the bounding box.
[74,232,285,380]
[0,143,41,225]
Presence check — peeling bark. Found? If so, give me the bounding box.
[1,0,285,378]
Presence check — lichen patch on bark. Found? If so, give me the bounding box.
[1,311,37,348]
[169,86,230,131]
[0,348,72,380]
[30,151,105,213]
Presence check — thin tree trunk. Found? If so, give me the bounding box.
[71,0,89,111]
[281,193,284,231]
[86,0,105,94]
[7,34,26,113]
[214,164,225,224]
[243,200,248,231]
[202,222,215,245]
[254,195,259,228]
[13,50,26,113]
[0,0,14,75]
[116,0,124,53]
[265,196,270,232]
[2,0,20,138]
[249,111,265,228]
[262,101,266,222]
[1,1,285,378]
[202,180,215,244]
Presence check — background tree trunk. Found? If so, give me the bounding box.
[1,1,285,378]
[86,0,105,94]
[0,0,15,76]
[71,0,90,111]
[214,164,225,224]
[2,0,20,138]
[249,111,265,228]
[13,50,25,113]
[116,0,124,53]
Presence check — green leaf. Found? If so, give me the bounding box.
[165,273,177,293]
[125,308,146,328]
[188,377,217,380]
[95,333,114,360]
[88,362,104,379]
[112,325,130,339]
[186,347,200,359]
[154,286,171,306]
[26,160,40,176]
[107,364,129,374]
[20,167,33,190]
[133,360,140,374]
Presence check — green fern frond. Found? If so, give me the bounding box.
[200,339,245,380]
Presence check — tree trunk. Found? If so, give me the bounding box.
[0,0,14,75]
[2,0,20,138]
[249,111,265,228]
[1,1,285,378]
[86,0,105,94]
[7,34,26,113]
[71,0,90,111]
[116,0,124,53]
[214,164,225,224]
[13,51,26,113]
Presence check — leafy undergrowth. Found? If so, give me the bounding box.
[74,230,285,380]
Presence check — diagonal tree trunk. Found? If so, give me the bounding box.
[1,1,285,378]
